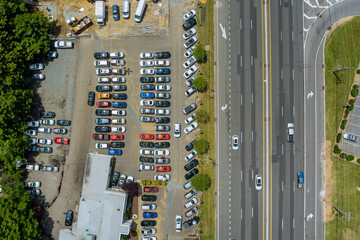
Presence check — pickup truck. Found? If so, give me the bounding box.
[54,41,73,49]
[287,123,294,142]
[297,171,304,189]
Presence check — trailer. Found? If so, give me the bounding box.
[95,1,106,26]
[73,16,93,35]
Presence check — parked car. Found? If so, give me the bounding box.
[27,121,40,128]
[93,60,110,67]
[184,197,198,209]
[183,216,200,228]
[183,17,197,30]
[184,36,198,49]
[184,65,199,79]
[110,142,125,148]
[184,159,199,171]
[343,133,358,142]
[65,210,73,226]
[43,166,59,172]
[110,52,125,59]
[96,109,111,116]
[141,220,157,227]
[141,195,157,202]
[29,63,44,71]
[96,68,111,76]
[155,134,170,140]
[108,149,122,155]
[40,119,55,125]
[185,150,198,161]
[140,60,154,67]
[154,68,171,75]
[142,204,157,210]
[174,123,181,138]
[140,77,155,83]
[24,181,41,188]
[95,126,111,132]
[95,143,109,149]
[118,174,127,188]
[183,103,197,115]
[38,127,52,134]
[53,128,67,134]
[140,116,155,122]
[141,228,157,235]
[154,142,170,148]
[57,120,71,126]
[140,68,155,75]
[140,52,155,59]
[111,172,120,186]
[176,215,182,232]
[184,122,198,134]
[154,149,169,156]
[155,157,170,164]
[40,111,56,118]
[94,52,109,59]
[155,125,170,131]
[93,134,110,140]
[185,86,197,97]
[140,92,155,99]
[24,129,37,136]
[111,59,126,66]
[112,68,126,75]
[154,174,170,181]
[97,101,111,108]
[155,60,170,67]
[184,46,196,58]
[139,149,154,155]
[155,166,171,172]
[46,51,58,59]
[139,164,154,171]
[185,206,198,218]
[111,126,126,132]
[112,93,127,100]
[155,52,171,59]
[96,85,112,92]
[155,85,171,91]
[140,100,154,106]
[185,168,199,180]
[186,76,196,87]
[140,141,155,148]
[88,91,95,106]
[184,189,198,199]
[155,109,171,115]
[112,77,126,83]
[98,93,111,99]
[155,93,171,99]
[140,108,155,114]
[144,187,159,193]
[141,84,156,91]
[183,9,196,21]
[139,156,155,163]
[140,134,155,140]
[183,28,197,40]
[143,212,158,218]
[183,56,197,68]
[112,5,120,20]
[26,189,41,195]
[155,76,171,83]
[110,134,124,140]
[53,137,70,145]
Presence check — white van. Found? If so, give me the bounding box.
[123,0,130,19]
[134,0,146,23]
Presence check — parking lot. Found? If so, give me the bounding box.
[25,0,201,239]
[341,97,360,156]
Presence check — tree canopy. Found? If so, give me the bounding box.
[194,138,209,154]
[191,173,211,192]
[193,76,208,91]
[193,44,207,63]
[195,109,209,123]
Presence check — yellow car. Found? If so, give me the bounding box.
[98,93,111,99]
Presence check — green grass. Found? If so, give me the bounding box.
[324,16,360,239]
[195,0,215,239]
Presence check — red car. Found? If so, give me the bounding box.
[140,134,155,140]
[144,187,159,193]
[93,134,110,140]
[155,166,171,172]
[110,134,124,140]
[53,137,70,144]
[96,101,111,108]
[155,134,170,140]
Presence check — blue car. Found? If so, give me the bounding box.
[108,149,122,155]
[113,5,120,21]
[143,212,158,218]
[112,102,127,108]
[140,92,155,99]
[155,68,171,75]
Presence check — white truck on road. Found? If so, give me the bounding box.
[54,41,73,49]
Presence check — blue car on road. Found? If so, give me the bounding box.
[140,92,155,99]
[108,149,122,155]
[143,212,158,218]
[112,102,127,108]
[155,68,171,75]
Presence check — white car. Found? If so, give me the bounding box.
[184,46,196,58]
[142,237,157,240]
[154,174,170,181]
[183,181,192,190]
[140,100,154,106]
[26,164,40,171]
[96,68,111,76]
[184,197,198,209]
[175,215,182,232]
[24,181,41,188]
[174,123,181,138]
[141,228,157,235]
[184,65,199,79]
[111,127,126,133]
[126,176,134,183]
[111,110,126,116]
[111,59,126,66]
[142,204,157,210]
[155,109,171,115]
[183,9,196,21]
[139,149,154,155]
[184,122,198,134]
[255,174,262,190]
[140,68,155,75]
[184,36,198,49]
[185,150,198,161]
[95,143,109,149]
[140,52,155,59]
[112,77,126,83]
[24,130,37,136]
[186,76,196,87]
[156,85,171,91]
[155,60,171,67]
[185,86,197,97]
[185,114,196,124]
[140,60,154,67]
[93,60,110,67]
[183,56,197,68]
[232,135,239,150]
[38,127,52,133]
[37,138,52,145]
[154,149,170,156]
[139,164,154,171]
[112,68,126,75]
[40,120,55,126]
[183,28,197,40]
[110,52,125,59]
[112,118,126,124]
[27,121,40,128]
[97,77,111,83]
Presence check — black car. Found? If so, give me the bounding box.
[88,91,95,106]
[111,172,120,186]
[155,142,170,148]
[185,168,199,180]
[37,147,53,153]
[113,93,127,100]
[65,210,73,226]
[184,159,199,171]
[94,52,109,59]
[155,125,170,131]
[40,111,56,118]
[96,85,112,92]
[111,142,125,148]
[96,109,111,116]
[140,141,155,148]
[155,76,171,83]
[141,84,155,90]
[140,116,155,122]
[155,52,171,59]
[140,77,155,83]
[139,156,154,163]
[155,117,170,124]
[183,216,200,229]
[141,195,157,202]
[185,140,195,151]
[57,120,71,126]
[113,85,127,91]
[155,101,170,107]
[93,134,110,140]
[183,17,197,31]
[183,103,197,115]
[95,126,111,132]
[141,220,157,227]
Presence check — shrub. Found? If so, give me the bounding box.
[340,120,347,130]
[141,180,146,185]
[345,109,349,115]
[194,138,209,154]
[357,69,360,74]
[336,133,341,143]
[349,99,355,104]
[193,44,207,63]
[344,113,348,119]
[195,109,210,123]
[333,145,341,154]
[349,104,354,111]
[340,153,347,159]
[122,182,139,197]
[351,88,358,97]
[353,84,359,89]
[347,155,354,161]
[191,173,211,191]
[193,76,208,91]
[357,158,360,164]
[161,181,167,186]
[146,180,151,185]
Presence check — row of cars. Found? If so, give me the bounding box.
[91,51,128,155]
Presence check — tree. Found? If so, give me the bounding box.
[195,109,209,123]
[193,44,207,63]
[194,138,209,154]
[122,182,140,197]
[191,173,211,192]
[193,76,208,91]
